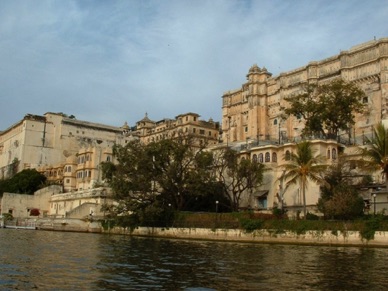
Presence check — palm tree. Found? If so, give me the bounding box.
[282,141,326,218]
[362,123,388,189]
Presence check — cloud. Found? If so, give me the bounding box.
[0,0,387,130]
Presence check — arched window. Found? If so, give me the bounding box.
[327,149,331,159]
[274,119,278,125]
[252,154,258,163]
[285,150,291,161]
[265,152,270,162]
[272,152,277,163]
[259,153,263,163]
[332,148,337,160]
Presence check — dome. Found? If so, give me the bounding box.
[249,64,261,73]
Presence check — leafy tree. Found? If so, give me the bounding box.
[282,141,326,218]
[361,123,388,189]
[101,140,156,219]
[213,148,265,211]
[147,138,216,211]
[319,79,366,138]
[319,185,364,220]
[284,84,324,137]
[285,79,366,139]
[0,169,47,195]
[101,137,218,226]
[318,155,364,219]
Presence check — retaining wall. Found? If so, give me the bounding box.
[104,226,388,247]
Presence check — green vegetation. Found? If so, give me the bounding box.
[0,169,47,195]
[281,141,326,218]
[284,79,366,139]
[101,211,388,241]
[361,123,388,190]
[318,154,365,220]
[101,137,265,228]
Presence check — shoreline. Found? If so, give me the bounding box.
[3,217,388,247]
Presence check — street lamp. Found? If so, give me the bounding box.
[216,201,219,213]
[373,193,377,215]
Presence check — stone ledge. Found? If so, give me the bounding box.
[104,227,388,247]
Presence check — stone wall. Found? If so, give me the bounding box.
[105,226,388,247]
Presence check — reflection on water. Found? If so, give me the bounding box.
[1,229,388,290]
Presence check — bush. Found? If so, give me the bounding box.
[240,218,264,233]
[360,215,383,241]
[2,213,13,221]
[306,212,319,220]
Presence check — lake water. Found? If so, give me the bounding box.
[1,228,388,290]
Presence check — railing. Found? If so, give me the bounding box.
[4,219,37,229]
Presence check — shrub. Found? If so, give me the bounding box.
[240,218,264,233]
[306,212,319,220]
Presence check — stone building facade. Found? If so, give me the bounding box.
[0,111,220,218]
[0,112,134,181]
[218,38,388,215]
[221,38,388,145]
[135,112,220,147]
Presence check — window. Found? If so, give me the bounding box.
[245,127,248,132]
[285,150,291,161]
[363,96,368,104]
[199,129,205,135]
[272,153,277,163]
[252,154,258,163]
[327,149,331,159]
[106,155,111,162]
[332,148,337,160]
[257,197,267,209]
[265,152,270,162]
[66,179,70,184]
[274,119,278,125]
[259,153,263,163]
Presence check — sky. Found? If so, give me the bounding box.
[1,0,387,130]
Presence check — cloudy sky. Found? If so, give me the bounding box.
[1,0,387,130]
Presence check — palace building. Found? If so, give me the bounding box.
[218,38,388,215]
[135,112,220,147]
[221,38,388,145]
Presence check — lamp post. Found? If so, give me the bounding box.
[216,201,219,213]
[373,193,377,215]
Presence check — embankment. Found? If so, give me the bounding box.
[105,226,388,247]
[12,218,388,247]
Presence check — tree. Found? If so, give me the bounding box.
[0,169,47,195]
[317,154,364,219]
[282,141,326,218]
[319,79,366,138]
[101,139,157,220]
[213,148,265,211]
[284,83,324,137]
[101,137,218,225]
[285,79,366,139]
[361,123,388,190]
[147,137,216,211]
